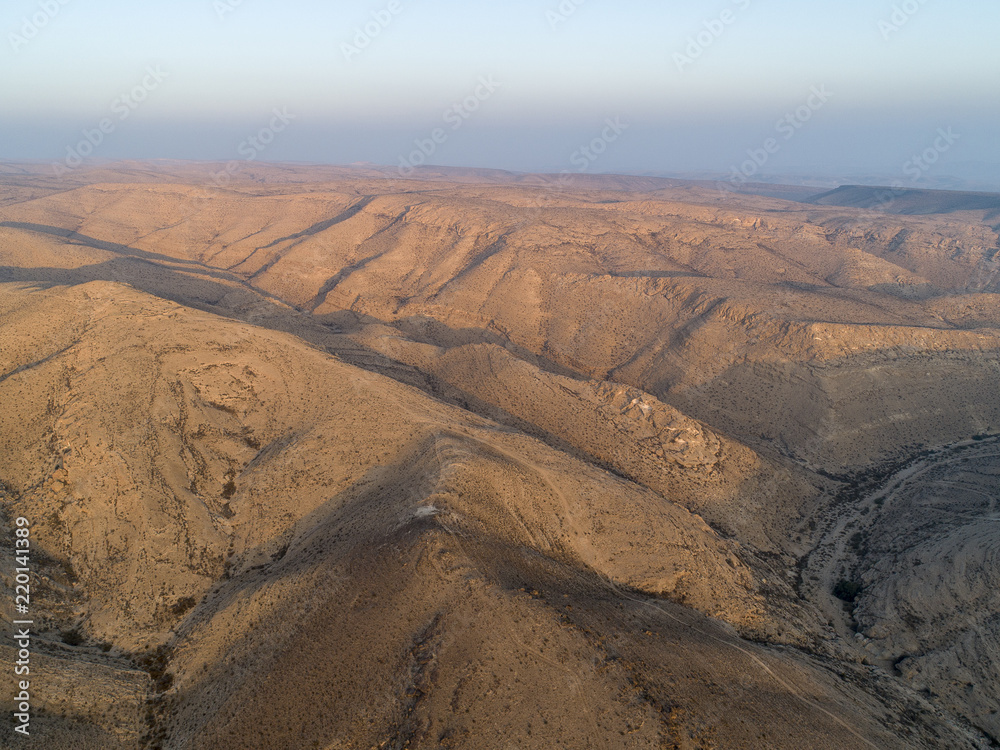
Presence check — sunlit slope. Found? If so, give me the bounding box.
[3,172,999,478]
[1,164,998,747]
[0,283,980,750]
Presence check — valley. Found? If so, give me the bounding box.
[0,162,997,748]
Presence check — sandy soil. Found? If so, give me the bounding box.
[0,162,997,748]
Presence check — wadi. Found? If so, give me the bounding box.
[0,160,998,749]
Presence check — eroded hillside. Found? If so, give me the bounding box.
[1,163,998,748]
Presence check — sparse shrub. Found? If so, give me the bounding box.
[155,672,174,692]
[849,531,867,553]
[171,596,197,616]
[833,579,862,603]
[136,644,172,683]
[61,628,84,646]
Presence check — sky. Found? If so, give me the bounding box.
[3,0,999,187]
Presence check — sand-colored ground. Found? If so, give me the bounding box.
[0,162,997,748]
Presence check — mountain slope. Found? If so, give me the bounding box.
[1,164,998,747]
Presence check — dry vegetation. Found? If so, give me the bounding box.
[0,162,998,748]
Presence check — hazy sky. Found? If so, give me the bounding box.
[3,0,999,185]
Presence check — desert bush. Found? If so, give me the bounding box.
[833,579,863,603]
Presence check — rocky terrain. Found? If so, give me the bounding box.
[0,162,998,748]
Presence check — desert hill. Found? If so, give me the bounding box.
[810,184,1000,216]
[1,163,998,748]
